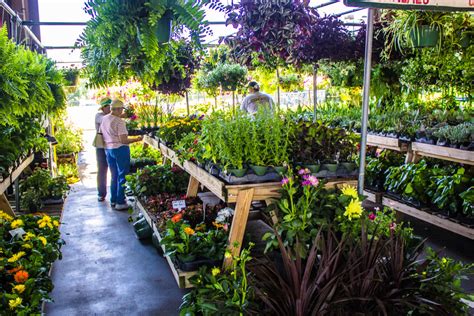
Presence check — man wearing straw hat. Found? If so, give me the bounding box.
[100,99,143,210]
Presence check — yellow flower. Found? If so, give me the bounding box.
[441,258,447,264]
[343,199,363,221]
[13,284,25,294]
[38,236,47,246]
[10,219,24,229]
[38,216,53,229]
[53,220,60,227]
[23,232,35,241]
[341,185,358,199]
[8,252,26,263]
[9,297,22,309]
[224,251,232,259]
[211,267,221,276]
[21,243,32,249]
[0,211,14,222]
[184,227,195,235]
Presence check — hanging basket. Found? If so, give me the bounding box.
[409,25,439,48]
[154,11,172,44]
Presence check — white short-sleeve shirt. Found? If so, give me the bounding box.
[100,114,128,149]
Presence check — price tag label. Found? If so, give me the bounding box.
[172,200,186,210]
[9,228,26,239]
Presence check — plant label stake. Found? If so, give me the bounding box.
[172,200,186,211]
[9,228,26,239]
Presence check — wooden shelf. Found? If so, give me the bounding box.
[0,154,34,195]
[366,134,409,152]
[411,142,474,165]
[383,196,474,240]
[133,198,197,288]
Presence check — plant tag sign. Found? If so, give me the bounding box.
[344,0,474,11]
[9,228,26,239]
[172,200,186,211]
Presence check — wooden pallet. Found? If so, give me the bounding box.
[383,196,474,240]
[133,198,197,288]
[410,142,474,165]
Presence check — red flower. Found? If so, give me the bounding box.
[171,213,183,223]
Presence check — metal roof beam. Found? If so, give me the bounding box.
[335,8,366,17]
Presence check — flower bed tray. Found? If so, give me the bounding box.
[383,196,474,240]
[132,197,198,288]
[218,171,282,185]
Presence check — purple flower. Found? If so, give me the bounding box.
[301,180,311,186]
[199,114,205,120]
[368,213,376,221]
[389,222,397,231]
[281,177,290,185]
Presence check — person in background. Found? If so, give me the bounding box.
[240,81,274,114]
[95,97,111,202]
[100,99,143,210]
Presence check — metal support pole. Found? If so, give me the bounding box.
[185,90,190,116]
[358,8,375,196]
[276,67,281,110]
[313,64,318,122]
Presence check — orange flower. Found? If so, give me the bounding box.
[14,270,29,283]
[184,227,195,235]
[8,266,23,275]
[171,213,183,223]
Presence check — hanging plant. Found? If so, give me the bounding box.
[152,40,200,96]
[224,0,318,69]
[78,0,225,87]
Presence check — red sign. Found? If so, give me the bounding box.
[344,0,474,11]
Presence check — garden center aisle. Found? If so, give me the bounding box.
[45,106,184,315]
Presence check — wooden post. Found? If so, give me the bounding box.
[223,188,255,268]
[186,176,200,197]
[0,194,15,217]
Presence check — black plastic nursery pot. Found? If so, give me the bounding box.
[133,217,153,240]
[177,258,222,272]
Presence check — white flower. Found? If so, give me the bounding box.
[216,207,234,224]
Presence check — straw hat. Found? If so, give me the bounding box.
[110,99,125,110]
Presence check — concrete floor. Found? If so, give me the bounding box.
[45,119,185,315]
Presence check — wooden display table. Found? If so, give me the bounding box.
[0,154,34,217]
[409,142,474,165]
[144,136,357,267]
[366,134,409,152]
